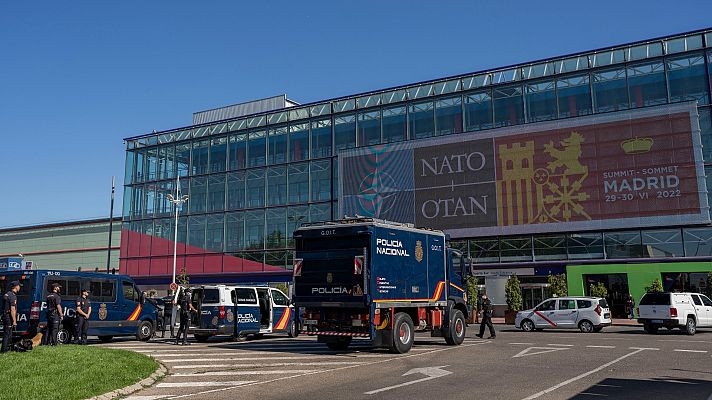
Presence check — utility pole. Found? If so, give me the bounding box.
[106,176,115,273]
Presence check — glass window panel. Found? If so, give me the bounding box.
[247,115,266,129]
[265,208,287,249]
[135,149,145,182]
[207,174,226,212]
[267,112,287,125]
[309,203,331,223]
[642,229,683,257]
[287,205,309,246]
[267,166,287,206]
[604,231,642,258]
[628,43,663,61]
[174,130,189,141]
[228,119,247,132]
[122,186,132,217]
[666,35,703,54]
[175,144,191,177]
[382,106,407,143]
[209,123,227,136]
[500,237,532,262]
[267,127,288,165]
[247,130,266,167]
[462,74,491,90]
[534,235,567,261]
[310,103,331,117]
[225,212,245,252]
[683,227,712,256]
[567,233,604,259]
[188,215,206,250]
[699,109,712,162]
[209,136,227,173]
[434,79,461,95]
[706,165,712,211]
[557,74,592,118]
[143,183,156,216]
[193,127,209,138]
[493,68,520,84]
[409,101,435,139]
[332,159,338,200]
[464,91,493,131]
[245,169,265,208]
[382,89,407,104]
[226,171,245,210]
[555,56,589,74]
[592,49,626,67]
[435,96,463,135]
[593,67,629,112]
[289,123,309,162]
[265,251,288,269]
[158,133,174,144]
[205,214,224,252]
[470,238,499,263]
[288,163,309,203]
[357,110,381,146]
[189,176,207,213]
[155,180,173,216]
[288,107,309,121]
[493,86,524,127]
[245,210,265,250]
[334,114,356,151]
[177,215,187,245]
[146,147,158,181]
[357,94,381,108]
[158,145,175,180]
[311,160,331,202]
[177,177,189,213]
[311,119,332,158]
[124,150,135,185]
[191,139,210,175]
[228,134,247,170]
[408,84,434,100]
[667,54,709,105]
[524,62,555,79]
[627,61,667,108]
[333,99,355,113]
[525,80,557,122]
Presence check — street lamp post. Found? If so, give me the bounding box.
[167,175,189,292]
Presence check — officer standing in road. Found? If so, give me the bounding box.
[1,281,22,353]
[175,288,196,346]
[476,294,496,339]
[75,288,91,345]
[43,283,63,346]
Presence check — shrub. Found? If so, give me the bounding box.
[465,275,479,310]
[548,274,568,298]
[505,275,523,312]
[644,278,664,293]
[589,282,608,299]
[706,272,712,298]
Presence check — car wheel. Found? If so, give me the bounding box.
[579,320,594,333]
[446,310,466,345]
[685,317,696,336]
[136,320,153,341]
[390,312,414,354]
[521,319,535,332]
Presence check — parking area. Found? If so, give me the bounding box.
[100,325,712,400]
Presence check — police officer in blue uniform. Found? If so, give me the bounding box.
[43,283,63,346]
[175,288,197,346]
[75,288,91,345]
[2,281,21,353]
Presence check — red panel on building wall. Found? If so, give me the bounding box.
[222,254,243,273]
[150,257,170,276]
[203,254,223,274]
[127,259,139,276]
[120,228,130,258]
[184,254,205,275]
[151,234,171,257]
[139,231,152,257]
[119,259,128,275]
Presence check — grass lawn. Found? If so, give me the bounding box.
[0,345,158,400]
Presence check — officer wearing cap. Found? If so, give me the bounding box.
[75,288,91,345]
[175,287,196,346]
[43,282,63,346]
[2,281,22,353]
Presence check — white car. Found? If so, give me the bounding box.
[515,297,612,333]
[637,292,712,335]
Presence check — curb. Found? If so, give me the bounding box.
[87,362,167,400]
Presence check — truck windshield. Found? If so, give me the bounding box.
[0,275,34,300]
[640,293,670,305]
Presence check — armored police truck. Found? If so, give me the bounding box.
[292,218,471,353]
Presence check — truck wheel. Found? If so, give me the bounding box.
[325,337,352,351]
[685,317,696,336]
[194,334,210,343]
[390,312,415,354]
[136,320,153,341]
[643,323,658,334]
[98,335,113,343]
[287,320,298,338]
[444,310,466,345]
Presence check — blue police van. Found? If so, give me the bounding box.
[0,270,157,343]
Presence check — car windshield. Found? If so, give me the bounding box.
[639,293,670,306]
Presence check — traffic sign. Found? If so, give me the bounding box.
[170,282,178,291]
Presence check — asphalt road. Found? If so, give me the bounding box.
[99,325,712,400]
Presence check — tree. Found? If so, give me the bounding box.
[548,274,568,298]
[644,278,664,293]
[465,275,479,311]
[275,282,289,296]
[176,265,190,287]
[589,282,608,299]
[706,272,712,298]
[146,289,158,298]
[505,275,523,312]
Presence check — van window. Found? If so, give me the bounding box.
[46,279,65,295]
[122,281,139,302]
[537,299,556,311]
[639,293,670,306]
[692,295,703,306]
[202,289,220,304]
[576,300,592,309]
[598,299,609,308]
[235,288,257,305]
[271,290,289,306]
[66,279,81,297]
[0,275,33,300]
[701,295,712,307]
[558,299,576,310]
[90,280,116,302]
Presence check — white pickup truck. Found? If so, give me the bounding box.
[638,292,712,335]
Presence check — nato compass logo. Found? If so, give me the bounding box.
[357,169,399,217]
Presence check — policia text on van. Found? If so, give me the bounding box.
[0,270,158,344]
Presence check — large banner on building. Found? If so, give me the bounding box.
[339,103,709,237]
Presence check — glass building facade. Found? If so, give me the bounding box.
[122,29,712,293]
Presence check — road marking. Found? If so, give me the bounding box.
[546,344,574,347]
[629,347,659,351]
[364,366,452,395]
[512,347,569,358]
[521,348,649,400]
[172,361,369,369]
[509,342,534,345]
[157,381,256,388]
[172,370,319,376]
[586,345,616,349]
[658,339,712,344]
[674,349,708,353]
[166,340,492,399]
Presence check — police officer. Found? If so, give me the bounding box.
[43,283,63,346]
[476,294,496,339]
[75,288,91,345]
[2,281,22,353]
[175,288,196,346]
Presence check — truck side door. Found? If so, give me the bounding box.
[692,295,712,326]
[234,288,260,336]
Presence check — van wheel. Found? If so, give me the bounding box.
[287,320,298,338]
[444,310,466,345]
[390,312,415,354]
[232,333,248,342]
[579,320,594,333]
[326,337,352,351]
[98,336,113,343]
[136,321,153,341]
[521,319,535,332]
[56,328,70,345]
[194,334,210,343]
[685,317,696,336]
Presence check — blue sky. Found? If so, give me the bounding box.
[1,1,711,228]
